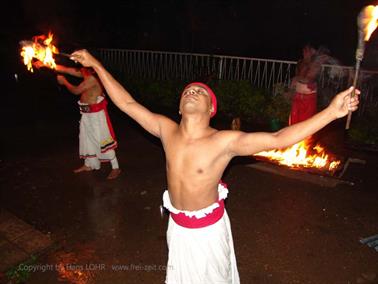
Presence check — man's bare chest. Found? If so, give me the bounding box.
[166,140,217,169]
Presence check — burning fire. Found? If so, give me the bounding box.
[20,32,59,72]
[254,139,341,172]
[361,5,378,41]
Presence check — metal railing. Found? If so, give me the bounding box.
[97,48,378,115]
[97,49,297,88]
[319,64,378,115]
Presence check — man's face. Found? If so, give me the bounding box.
[179,85,213,116]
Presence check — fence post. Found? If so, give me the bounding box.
[218,57,223,80]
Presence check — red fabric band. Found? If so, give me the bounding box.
[170,199,225,229]
[79,98,107,113]
[184,82,217,118]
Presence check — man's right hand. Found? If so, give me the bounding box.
[70,49,100,69]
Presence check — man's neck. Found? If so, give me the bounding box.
[179,114,212,139]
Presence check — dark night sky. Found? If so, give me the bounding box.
[2,0,378,69]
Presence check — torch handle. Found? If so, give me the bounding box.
[345,112,352,129]
[57,52,72,58]
[345,89,356,130]
[345,58,361,130]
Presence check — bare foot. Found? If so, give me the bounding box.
[73,165,93,173]
[107,169,121,180]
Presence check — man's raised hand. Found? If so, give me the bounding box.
[70,49,100,69]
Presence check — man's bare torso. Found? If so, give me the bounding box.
[162,126,232,211]
[79,76,103,104]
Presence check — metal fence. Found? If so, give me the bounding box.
[97,48,378,116]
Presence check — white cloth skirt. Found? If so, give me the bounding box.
[78,97,117,169]
[165,210,240,284]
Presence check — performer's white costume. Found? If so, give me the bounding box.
[78,96,118,170]
[163,183,240,284]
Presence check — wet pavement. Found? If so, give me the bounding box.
[0,209,53,273]
[1,78,378,283]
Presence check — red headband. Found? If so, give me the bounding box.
[184,82,217,118]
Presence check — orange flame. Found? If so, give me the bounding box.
[20,32,59,72]
[254,139,341,172]
[361,5,378,41]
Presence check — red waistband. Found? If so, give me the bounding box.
[170,199,225,229]
[294,92,317,98]
[79,98,107,113]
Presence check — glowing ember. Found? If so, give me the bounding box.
[360,5,378,41]
[20,32,59,72]
[52,244,98,284]
[56,261,93,284]
[254,139,341,172]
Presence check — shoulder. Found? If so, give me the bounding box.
[84,75,101,87]
[210,129,241,144]
[158,115,179,132]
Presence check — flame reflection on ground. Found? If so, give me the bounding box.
[52,243,98,284]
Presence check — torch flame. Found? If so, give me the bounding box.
[20,32,59,72]
[360,5,378,41]
[254,139,341,172]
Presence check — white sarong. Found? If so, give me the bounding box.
[164,184,240,284]
[78,96,117,170]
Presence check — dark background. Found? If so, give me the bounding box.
[2,0,378,69]
[1,0,378,130]
[2,0,378,131]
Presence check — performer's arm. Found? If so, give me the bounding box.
[32,61,82,78]
[55,65,83,78]
[70,49,171,138]
[57,75,88,95]
[227,87,360,156]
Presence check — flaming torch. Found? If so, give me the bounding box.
[345,5,378,129]
[20,32,68,73]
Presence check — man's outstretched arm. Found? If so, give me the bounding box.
[55,65,83,77]
[32,61,83,77]
[70,49,172,138]
[228,87,360,156]
[57,75,90,95]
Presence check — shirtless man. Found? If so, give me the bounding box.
[49,62,121,179]
[70,49,359,284]
[289,45,330,125]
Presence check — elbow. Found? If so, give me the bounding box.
[69,89,81,95]
[269,132,287,149]
[271,135,297,150]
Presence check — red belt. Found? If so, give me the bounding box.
[79,98,107,113]
[170,199,225,229]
